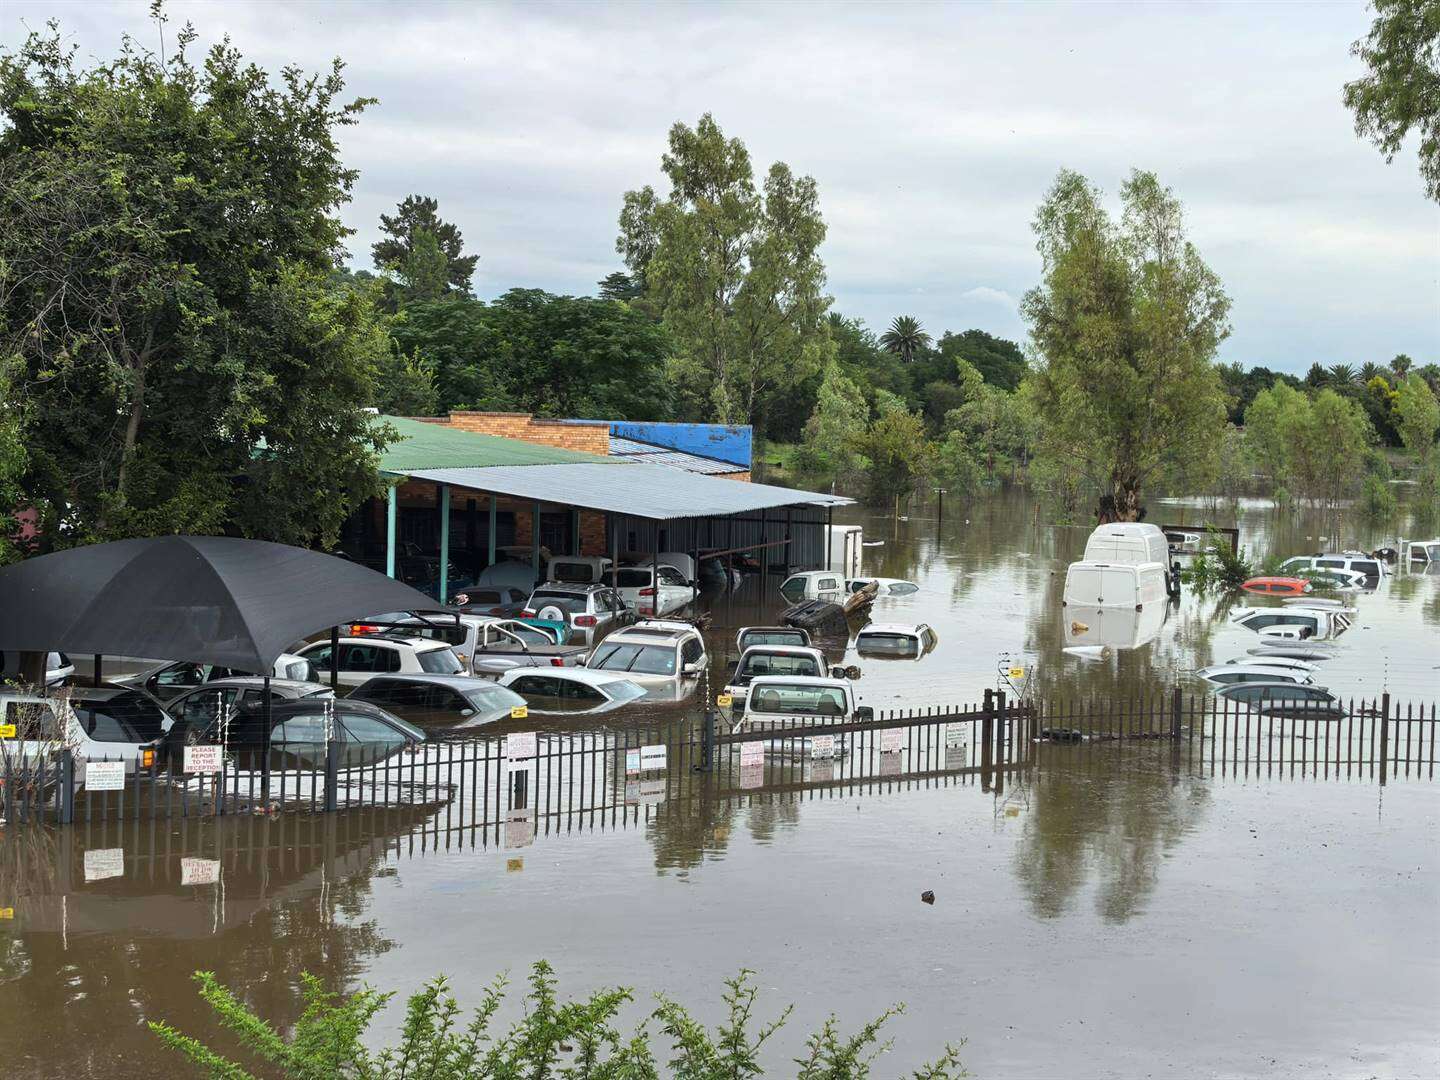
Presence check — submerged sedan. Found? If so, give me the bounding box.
[349,673,527,729]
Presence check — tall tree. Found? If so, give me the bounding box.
[597,271,644,303]
[372,195,479,295]
[1343,0,1440,201]
[1395,373,1440,501]
[1021,169,1231,522]
[855,393,934,503]
[617,114,831,424]
[879,316,931,364]
[0,355,28,562]
[0,14,390,548]
[937,328,1028,390]
[793,361,870,489]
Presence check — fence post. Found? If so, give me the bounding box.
[324,739,340,812]
[981,689,995,792]
[1379,692,1390,786]
[699,707,716,772]
[58,748,74,825]
[1171,687,1183,740]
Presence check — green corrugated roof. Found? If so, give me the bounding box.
[377,415,618,473]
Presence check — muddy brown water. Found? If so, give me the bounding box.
[2,491,1437,1078]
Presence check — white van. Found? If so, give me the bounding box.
[547,556,613,585]
[1082,523,1170,566]
[1062,562,1168,609]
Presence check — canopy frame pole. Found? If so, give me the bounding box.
[385,484,398,579]
[759,508,769,593]
[261,674,272,803]
[329,626,339,692]
[826,504,833,572]
[438,483,451,604]
[93,653,102,688]
[488,497,497,568]
[531,500,541,581]
[571,508,581,557]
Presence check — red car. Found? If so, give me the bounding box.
[1241,576,1313,596]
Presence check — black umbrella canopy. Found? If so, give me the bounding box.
[0,536,441,673]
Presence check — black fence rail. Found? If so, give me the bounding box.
[0,691,1433,831]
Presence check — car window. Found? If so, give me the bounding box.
[4,700,63,740]
[1209,671,1241,684]
[1317,559,1345,569]
[156,663,209,688]
[615,569,651,589]
[340,713,406,746]
[889,582,919,595]
[302,644,334,671]
[681,638,703,664]
[417,648,462,674]
[779,577,807,602]
[508,625,553,647]
[273,714,328,743]
[1352,561,1379,576]
[742,630,806,648]
[748,684,847,716]
[628,645,677,675]
[1223,685,1265,703]
[422,685,467,712]
[179,688,233,731]
[406,624,469,648]
[818,577,840,592]
[551,561,596,583]
[560,680,605,703]
[509,675,560,697]
[740,653,820,677]
[858,633,920,656]
[658,566,686,586]
[74,692,168,742]
[471,590,502,605]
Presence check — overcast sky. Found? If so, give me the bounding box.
[6,1,1437,373]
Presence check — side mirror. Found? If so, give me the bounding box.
[854,705,874,722]
[459,708,475,718]
[683,660,704,675]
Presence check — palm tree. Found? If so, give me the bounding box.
[879,316,931,364]
[1360,361,1386,385]
[1391,353,1413,380]
[1329,363,1357,386]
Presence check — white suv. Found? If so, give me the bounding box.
[584,620,707,692]
[295,635,463,690]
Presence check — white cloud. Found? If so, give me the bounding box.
[7,0,1437,372]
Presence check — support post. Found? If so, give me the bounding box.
[438,483,451,604]
[385,484,398,579]
[260,675,272,803]
[571,508,581,556]
[651,543,659,620]
[93,653,102,688]
[488,496,498,569]
[937,488,944,523]
[699,707,716,772]
[759,508,769,592]
[531,500,541,580]
[995,689,1007,796]
[825,504,833,571]
[1170,686,1183,740]
[329,626,340,692]
[324,739,340,812]
[1379,691,1390,785]
[981,688,995,793]
[58,748,74,824]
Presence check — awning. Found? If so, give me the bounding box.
[0,536,439,671]
[396,462,851,520]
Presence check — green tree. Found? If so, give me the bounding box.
[1293,389,1374,508]
[597,270,644,303]
[793,362,870,488]
[617,114,831,425]
[372,194,479,294]
[1329,362,1358,387]
[879,316,932,364]
[937,329,1028,390]
[0,13,390,549]
[856,393,934,503]
[1395,372,1440,503]
[1021,169,1231,521]
[392,228,452,305]
[1343,0,1440,201]
[945,383,1028,482]
[0,355,28,562]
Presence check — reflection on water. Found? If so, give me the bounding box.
[1,490,1437,1078]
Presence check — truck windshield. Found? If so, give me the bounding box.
[590,643,677,676]
[747,685,847,716]
[738,653,820,678]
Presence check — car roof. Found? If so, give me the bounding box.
[746,675,849,689]
[605,627,692,643]
[356,673,505,689]
[739,644,821,657]
[1216,682,1332,695]
[858,623,926,635]
[530,582,607,593]
[175,677,324,694]
[499,667,637,687]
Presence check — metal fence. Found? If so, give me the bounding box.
[1,691,1433,831]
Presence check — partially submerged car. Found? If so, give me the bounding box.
[117,653,318,701]
[731,675,872,757]
[496,668,647,715]
[736,626,813,653]
[1229,606,1353,641]
[349,673,527,729]
[778,571,846,604]
[1214,682,1347,719]
[294,635,463,690]
[845,577,919,597]
[0,687,166,784]
[161,677,335,759]
[214,697,426,768]
[606,564,697,617]
[383,613,587,676]
[448,586,530,618]
[1240,576,1313,596]
[854,623,938,660]
[723,645,831,703]
[1194,664,1314,688]
[584,621,707,693]
[1278,553,1385,581]
[522,583,632,646]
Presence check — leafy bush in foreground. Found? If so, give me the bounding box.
[149,961,968,1079]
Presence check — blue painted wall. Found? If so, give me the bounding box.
[610,421,752,468]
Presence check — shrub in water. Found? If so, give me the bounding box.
[149,962,968,1079]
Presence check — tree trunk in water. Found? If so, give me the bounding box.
[1098,477,1143,523]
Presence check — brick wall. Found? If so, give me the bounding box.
[439,412,610,455]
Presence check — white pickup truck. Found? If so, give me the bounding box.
[723,645,832,705]
[731,675,871,757]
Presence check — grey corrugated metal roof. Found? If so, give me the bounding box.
[609,435,741,475]
[397,462,851,520]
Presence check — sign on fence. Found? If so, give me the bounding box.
[625,778,667,806]
[943,723,970,747]
[716,693,733,709]
[809,734,837,759]
[626,743,668,775]
[510,705,529,720]
[84,761,125,791]
[0,723,15,739]
[84,848,124,883]
[183,745,223,774]
[739,763,764,789]
[739,740,764,767]
[1008,666,1025,679]
[505,808,534,849]
[880,728,904,754]
[506,732,537,761]
[180,858,220,886]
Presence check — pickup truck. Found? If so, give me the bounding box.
[723,645,831,705]
[730,675,871,758]
[391,614,588,677]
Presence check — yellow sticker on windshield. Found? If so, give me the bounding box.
[716,694,733,708]
[0,908,12,919]
[510,705,529,720]
[1007,667,1024,679]
[0,724,14,739]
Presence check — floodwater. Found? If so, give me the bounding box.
[3,491,1438,1078]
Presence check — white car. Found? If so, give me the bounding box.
[382,613,587,675]
[1193,664,1314,688]
[778,571,846,604]
[0,650,75,688]
[854,623,938,659]
[497,668,647,715]
[584,621,707,692]
[522,583,632,646]
[1230,607,1353,640]
[733,675,871,757]
[845,577,919,597]
[118,652,317,702]
[295,635,463,690]
[0,688,167,785]
[607,564,697,617]
[724,645,830,703]
[1279,553,1385,580]
[736,626,813,652]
